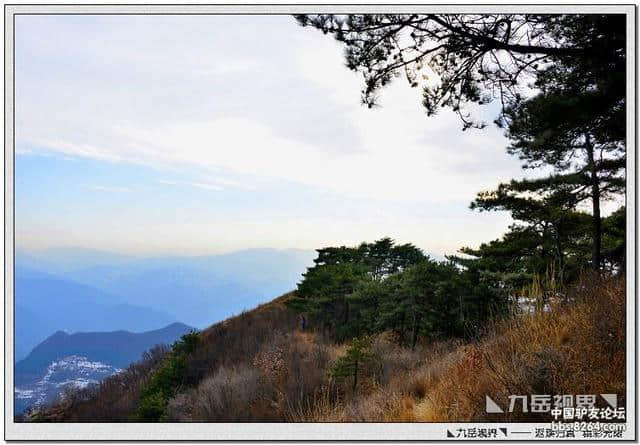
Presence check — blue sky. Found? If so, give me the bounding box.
[15,14,529,256]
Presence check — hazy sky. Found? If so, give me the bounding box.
[15,14,531,257]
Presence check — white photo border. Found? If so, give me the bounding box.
[4,4,636,441]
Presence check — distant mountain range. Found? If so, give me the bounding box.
[12,246,316,416]
[13,246,315,415]
[15,266,176,361]
[15,247,316,359]
[15,322,193,415]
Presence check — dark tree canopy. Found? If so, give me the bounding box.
[310,237,426,280]
[500,51,625,270]
[295,14,625,129]
[289,238,505,344]
[468,181,594,285]
[287,14,627,350]
[296,14,626,272]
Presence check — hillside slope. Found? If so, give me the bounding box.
[30,275,625,422]
[16,322,194,383]
[15,323,194,416]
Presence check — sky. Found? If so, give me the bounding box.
[15,14,533,257]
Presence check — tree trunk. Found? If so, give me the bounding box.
[352,359,358,391]
[343,300,350,324]
[399,312,406,345]
[585,134,602,271]
[411,315,420,351]
[554,222,565,285]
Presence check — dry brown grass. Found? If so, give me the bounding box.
[407,274,626,422]
[286,333,463,422]
[291,274,625,423]
[167,321,335,421]
[34,294,302,421]
[34,275,625,423]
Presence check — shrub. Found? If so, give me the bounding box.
[168,364,265,421]
[329,335,375,392]
[133,331,200,421]
[408,275,626,422]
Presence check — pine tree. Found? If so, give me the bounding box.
[296,14,625,129]
[329,335,375,391]
[471,181,593,282]
[503,85,625,270]
[293,238,427,340]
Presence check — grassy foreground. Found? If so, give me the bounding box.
[31,274,625,422]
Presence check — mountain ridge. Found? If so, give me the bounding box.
[15,322,195,415]
[16,247,317,330]
[15,267,176,360]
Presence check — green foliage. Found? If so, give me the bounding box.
[135,391,167,422]
[134,331,200,421]
[466,31,626,274]
[307,237,426,280]
[602,207,626,272]
[283,296,313,313]
[500,31,625,271]
[377,262,454,347]
[329,335,375,391]
[295,238,429,341]
[288,21,628,337]
[342,276,389,337]
[297,262,369,337]
[172,331,200,356]
[294,238,506,346]
[466,181,596,288]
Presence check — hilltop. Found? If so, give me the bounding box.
[28,272,624,422]
[15,323,194,416]
[17,322,194,382]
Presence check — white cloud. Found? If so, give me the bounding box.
[29,138,125,162]
[15,15,537,255]
[16,15,526,207]
[23,108,522,206]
